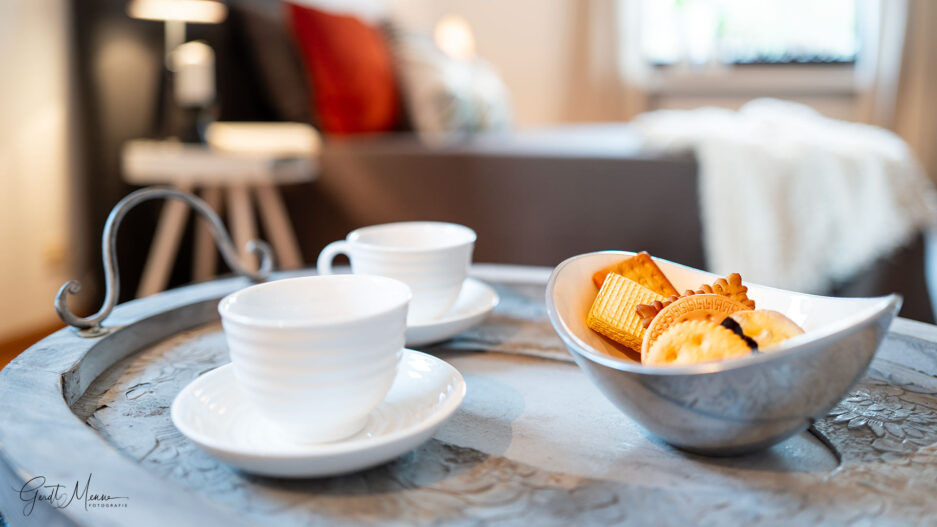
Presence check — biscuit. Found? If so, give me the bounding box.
[645,320,752,366]
[719,317,759,350]
[729,310,804,350]
[635,273,756,328]
[587,273,665,351]
[636,299,668,329]
[591,252,679,297]
[698,273,755,309]
[641,294,752,361]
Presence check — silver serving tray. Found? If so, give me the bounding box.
[2,273,937,525]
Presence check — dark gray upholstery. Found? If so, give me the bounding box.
[281,124,933,323]
[301,126,702,269]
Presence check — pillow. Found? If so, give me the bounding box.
[285,2,401,135]
[388,30,512,140]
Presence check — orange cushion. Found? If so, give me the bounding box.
[285,3,400,134]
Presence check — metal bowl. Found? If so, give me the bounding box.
[545,251,901,455]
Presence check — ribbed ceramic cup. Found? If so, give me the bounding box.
[316,222,476,323]
[218,275,411,443]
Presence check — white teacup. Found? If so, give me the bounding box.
[316,222,476,323]
[218,275,411,443]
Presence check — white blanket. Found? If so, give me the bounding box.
[632,99,937,293]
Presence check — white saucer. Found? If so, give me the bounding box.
[170,349,465,478]
[405,277,499,347]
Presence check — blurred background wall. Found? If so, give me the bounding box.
[0,0,75,341]
[392,0,861,126]
[392,0,579,127]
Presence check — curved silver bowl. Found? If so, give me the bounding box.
[546,251,902,455]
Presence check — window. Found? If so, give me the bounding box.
[640,0,859,67]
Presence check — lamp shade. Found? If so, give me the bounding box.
[127,0,227,23]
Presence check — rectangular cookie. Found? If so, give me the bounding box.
[592,251,678,297]
[587,273,666,351]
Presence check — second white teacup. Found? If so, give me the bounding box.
[218,275,411,443]
[317,222,476,323]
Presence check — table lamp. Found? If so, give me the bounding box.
[127,0,227,140]
[127,0,227,61]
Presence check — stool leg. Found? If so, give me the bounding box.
[137,184,192,298]
[192,185,223,282]
[254,183,303,270]
[227,183,259,271]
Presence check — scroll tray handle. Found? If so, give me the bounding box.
[55,187,274,336]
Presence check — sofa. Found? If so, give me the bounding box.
[278,126,933,323]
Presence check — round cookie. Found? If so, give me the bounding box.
[645,320,753,366]
[641,294,752,362]
[634,272,755,329]
[729,310,804,350]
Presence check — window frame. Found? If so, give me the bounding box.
[618,0,882,97]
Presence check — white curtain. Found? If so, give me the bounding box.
[855,0,906,128]
[563,0,648,122]
[893,0,937,184]
[857,0,937,183]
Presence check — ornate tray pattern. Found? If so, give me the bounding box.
[72,284,937,525]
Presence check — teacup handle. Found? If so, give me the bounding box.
[317,241,351,275]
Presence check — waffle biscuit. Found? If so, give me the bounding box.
[636,273,756,329]
[729,310,804,350]
[645,320,752,366]
[587,273,665,351]
[591,252,679,297]
[641,294,752,361]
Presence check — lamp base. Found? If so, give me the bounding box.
[169,105,216,144]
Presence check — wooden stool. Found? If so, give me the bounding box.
[121,137,317,297]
